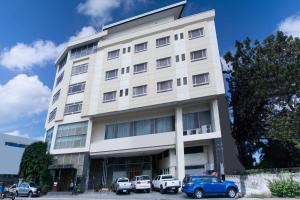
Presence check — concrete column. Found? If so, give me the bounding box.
[175,106,185,181]
[210,99,221,133]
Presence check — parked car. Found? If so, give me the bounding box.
[182,175,238,199]
[152,174,181,194]
[131,175,151,193]
[113,177,131,194]
[16,182,41,197]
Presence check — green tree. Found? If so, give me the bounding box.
[224,31,300,168]
[19,142,52,187]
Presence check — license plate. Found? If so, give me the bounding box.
[123,190,126,192]
[171,187,175,190]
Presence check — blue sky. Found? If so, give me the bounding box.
[0,0,299,140]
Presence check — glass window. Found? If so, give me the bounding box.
[177,78,181,86]
[105,69,118,80]
[46,128,53,151]
[103,91,117,102]
[56,72,64,86]
[126,66,130,73]
[52,90,60,104]
[107,49,120,60]
[184,146,204,154]
[123,48,126,54]
[134,42,147,53]
[125,89,128,96]
[121,68,125,74]
[127,46,131,52]
[120,90,123,97]
[70,42,97,60]
[105,124,115,139]
[117,122,131,138]
[54,121,88,149]
[156,36,170,47]
[174,34,178,40]
[68,82,85,95]
[71,63,88,76]
[183,77,187,85]
[180,33,184,39]
[181,54,186,61]
[176,55,179,62]
[134,119,151,136]
[188,28,204,39]
[133,85,147,97]
[192,73,209,86]
[156,57,171,69]
[157,80,173,92]
[64,102,82,115]
[183,111,211,131]
[190,49,207,61]
[155,116,174,133]
[58,55,67,72]
[133,62,147,74]
[48,108,57,123]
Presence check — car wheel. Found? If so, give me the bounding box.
[15,191,18,197]
[227,188,236,198]
[194,189,203,199]
[28,191,33,198]
[127,190,131,194]
[174,188,178,194]
[159,186,165,194]
[146,189,150,193]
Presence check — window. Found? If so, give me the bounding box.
[46,128,53,151]
[70,42,97,60]
[107,49,120,60]
[56,72,64,86]
[126,66,130,73]
[190,49,207,61]
[181,54,186,61]
[156,36,170,47]
[71,63,88,76]
[192,73,209,86]
[177,78,181,86]
[64,102,82,115]
[127,46,131,52]
[174,34,178,40]
[176,55,179,62]
[103,91,117,102]
[183,77,187,85]
[120,90,123,97]
[68,82,85,95]
[188,28,204,39]
[133,85,147,97]
[54,121,88,149]
[184,146,204,154]
[121,68,125,74]
[48,108,57,122]
[52,90,60,104]
[183,111,212,134]
[156,57,171,69]
[157,80,173,93]
[104,116,175,139]
[133,62,147,74]
[180,33,184,39]
[123,48,126,54]
[134,42,147,53]
[58,55,67,72]
[105,69,118,80]
[125,89,128,96]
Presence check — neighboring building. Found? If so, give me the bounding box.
[0,134,36,185]
[45,1,243,192]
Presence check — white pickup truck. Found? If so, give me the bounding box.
[152,175,181,194]
[112,178,131,194]
[131,175,151,193]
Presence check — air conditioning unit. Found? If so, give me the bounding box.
[186,129,197,135]
[201,124,212,133]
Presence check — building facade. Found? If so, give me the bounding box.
[0,134,36,185]
[45,1,243,192]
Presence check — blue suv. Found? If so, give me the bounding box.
[182,175,238,199]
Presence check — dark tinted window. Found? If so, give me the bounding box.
[137,176,150,181]
[184,146,204,154]
[162,175,173,179]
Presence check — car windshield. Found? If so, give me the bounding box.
[29,183,36,187]
[118,178,129,182]
[162,175,173,179]
[137,176,150,181]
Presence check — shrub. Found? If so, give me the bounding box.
[41,185,49,195]
[268,178,300,197]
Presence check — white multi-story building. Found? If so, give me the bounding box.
[45,1,243,192]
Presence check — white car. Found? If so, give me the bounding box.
[131,175,151,193]
[113,177,131,194]
[152,174,181,193]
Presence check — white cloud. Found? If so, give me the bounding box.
[0,74,51,123]
[69,26,97,42]
[3,130,43,141]
[278,13,300,38]
[77,0,121,25]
